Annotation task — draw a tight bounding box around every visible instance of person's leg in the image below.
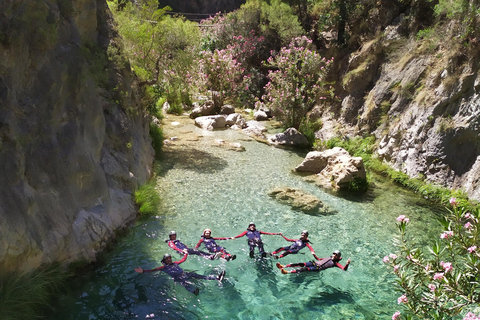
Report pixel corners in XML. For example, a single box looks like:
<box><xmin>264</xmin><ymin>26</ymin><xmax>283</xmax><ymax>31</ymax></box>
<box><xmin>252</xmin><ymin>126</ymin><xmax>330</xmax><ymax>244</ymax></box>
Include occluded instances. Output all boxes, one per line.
<box><xmin>188</xmin><ymin>248</ymin><xmax>216</xmax><ymax>260</ymax></box>
<box><xmin>271</xmin><ymin>247</ymin><xmax>287</xmax><ymax>255</ymax></box>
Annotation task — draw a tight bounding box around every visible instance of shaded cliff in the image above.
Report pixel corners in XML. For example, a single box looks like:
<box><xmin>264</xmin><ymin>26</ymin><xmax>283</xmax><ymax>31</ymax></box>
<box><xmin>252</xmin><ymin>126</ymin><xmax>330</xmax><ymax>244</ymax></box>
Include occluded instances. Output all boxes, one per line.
<box><xmin>0</xmin><ymin>0</ymin><xmax>154</xmax><ymax>273</ymax></box>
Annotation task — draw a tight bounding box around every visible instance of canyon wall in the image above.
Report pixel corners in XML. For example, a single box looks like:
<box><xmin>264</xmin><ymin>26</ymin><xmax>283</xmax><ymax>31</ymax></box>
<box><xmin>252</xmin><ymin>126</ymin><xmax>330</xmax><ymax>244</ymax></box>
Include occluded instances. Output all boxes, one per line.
<box><xmin>0</xmin><ymin>0</ymin><xmax>154</xmax><ymax>273</ymax></box>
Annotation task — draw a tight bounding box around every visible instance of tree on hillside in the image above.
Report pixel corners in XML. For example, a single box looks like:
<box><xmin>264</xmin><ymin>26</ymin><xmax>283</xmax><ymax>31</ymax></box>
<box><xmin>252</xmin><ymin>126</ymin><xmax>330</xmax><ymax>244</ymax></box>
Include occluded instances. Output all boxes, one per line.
<box><xmin>261</xmin><ymin>36</ymin><xmax>333</xmax><ymax>129</ymax></box>
<box><xmin>107</xmin><ymin>0</ymin><xmax>201</xmax><ymax>113</ymax></box>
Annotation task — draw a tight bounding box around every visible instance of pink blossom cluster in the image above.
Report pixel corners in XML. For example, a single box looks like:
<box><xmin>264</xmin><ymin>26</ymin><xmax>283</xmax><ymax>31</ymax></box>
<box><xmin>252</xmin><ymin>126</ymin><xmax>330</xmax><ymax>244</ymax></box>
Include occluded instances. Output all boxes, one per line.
<box><xmin>392</xmin><ymin>311</ymin><xmax>401</xmax><ymax>320</ymax></box>
<box><xmin>396</xmin><ymin>215</ymin><xmax>409</xmax><ymax>223</ymax></box>
<box><xmin>440</xmin><ymin>261</ymin><xmax>453</xmax><ymax>272</ymax></box>
<box><xmin>440</xmin><ymin>231</ymin><xmax>454</xmax><ymax>239</ymax></box>
<box><xmin>397</xmin><ymin>294</ymin><xmax>408</xmax><ymax>304</ymax></box>
<box><xmin>463</xmin><ymin>312</ymin><xmax>480</xmax><ymax>320</ymax></box>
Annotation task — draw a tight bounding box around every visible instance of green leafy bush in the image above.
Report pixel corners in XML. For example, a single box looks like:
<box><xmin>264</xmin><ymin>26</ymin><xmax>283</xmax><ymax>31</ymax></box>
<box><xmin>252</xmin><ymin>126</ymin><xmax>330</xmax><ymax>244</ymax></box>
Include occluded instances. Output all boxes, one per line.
<box><xmin>134</xmin><ymin>180</ymin><xmax>161</xmax><ymax>216</ymax></box>
<box><xmin>0</xmin><ymin>266</ymin><xmax>66</xmax><ymax>320</ymax></box>
<box><xmin>384</xmin><ymin>199</ymin><xmax>480</xmax><ymax>319</ymax></box>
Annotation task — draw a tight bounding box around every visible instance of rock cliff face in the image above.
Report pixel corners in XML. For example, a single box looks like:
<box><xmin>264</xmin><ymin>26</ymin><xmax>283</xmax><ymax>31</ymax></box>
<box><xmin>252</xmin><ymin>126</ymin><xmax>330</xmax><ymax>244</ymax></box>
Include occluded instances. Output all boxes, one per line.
<box><xmin>316</xmin><ymin>15</ymin><xmax>480</xmax><ymax>201</ymax></box>
<box><xmin>0</xmin><ymin>0</ymin><xmax>154</xmax><ymax>273</ymax></box>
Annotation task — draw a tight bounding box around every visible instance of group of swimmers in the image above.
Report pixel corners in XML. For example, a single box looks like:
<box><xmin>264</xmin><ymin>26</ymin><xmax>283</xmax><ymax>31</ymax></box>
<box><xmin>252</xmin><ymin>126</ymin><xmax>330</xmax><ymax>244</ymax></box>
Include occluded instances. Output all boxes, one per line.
<box><xmin>135</xmin><ymin>222</ymin><xmax>351</xmax><ymax>295</ymax></box>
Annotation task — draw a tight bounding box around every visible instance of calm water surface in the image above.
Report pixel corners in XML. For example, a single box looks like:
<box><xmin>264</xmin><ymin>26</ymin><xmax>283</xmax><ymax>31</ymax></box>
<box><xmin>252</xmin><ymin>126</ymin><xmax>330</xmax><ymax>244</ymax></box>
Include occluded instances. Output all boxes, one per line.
<box><xmin>51</xmin><ymin>115</ymin><xmax>444</xmax><ymax>320</ymax></box>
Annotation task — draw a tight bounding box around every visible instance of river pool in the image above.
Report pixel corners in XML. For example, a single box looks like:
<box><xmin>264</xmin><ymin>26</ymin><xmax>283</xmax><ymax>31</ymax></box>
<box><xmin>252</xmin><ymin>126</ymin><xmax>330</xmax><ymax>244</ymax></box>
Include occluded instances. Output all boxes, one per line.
<box><xmin>50</xmin><ymin>114</ymin><xmax>445</xmax><ymax>319</ymax></box>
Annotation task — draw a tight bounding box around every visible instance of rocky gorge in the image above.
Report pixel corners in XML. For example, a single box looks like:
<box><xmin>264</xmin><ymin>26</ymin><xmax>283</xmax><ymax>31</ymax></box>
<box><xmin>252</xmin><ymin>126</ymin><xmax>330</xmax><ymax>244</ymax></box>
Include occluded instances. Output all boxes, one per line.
<box><xmin>0</xmin><ymin>0</ymin><xmax>479</xmax><ymax>277</ymax></box>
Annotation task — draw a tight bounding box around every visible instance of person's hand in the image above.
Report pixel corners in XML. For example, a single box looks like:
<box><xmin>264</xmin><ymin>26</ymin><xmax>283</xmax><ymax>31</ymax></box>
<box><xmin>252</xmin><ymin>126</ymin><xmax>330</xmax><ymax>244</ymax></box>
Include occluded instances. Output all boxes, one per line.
<box><xmin>346</xmin><ymin>258</ymin><xmax>351</xmax><ymax>265</ymax></box>
<box><xmin>229</xmin><ymin>237</ymin><xmax>234</xmax><ymax>240</ymax></box>
<box><xmin>277</xmin><ymin>233</ymin><xmax>282</xmax><ymax>235</ymax></box>
<box><xmin>134</xmin><ymin>266</ymin><xmax>144</xmax><ymax>273</ymax></box>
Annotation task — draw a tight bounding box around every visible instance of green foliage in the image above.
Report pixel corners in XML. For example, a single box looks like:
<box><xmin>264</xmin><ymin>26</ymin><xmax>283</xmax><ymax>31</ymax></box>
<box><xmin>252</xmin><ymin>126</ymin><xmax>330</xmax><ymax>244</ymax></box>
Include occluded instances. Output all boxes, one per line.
<box><xmin>324</xmin><ymin>135</ymin><xmax>376</xmax><ymax>165</ymax></box>
<box><xmin>368</xmin><ymin>157</ymin><xmax>471</xmax><ymax>207</ymax></box>
<box><xmin>416</xmin><ymin>27</ymin><xmax>434</xmax><ymax>40</ymax></box>
<box><xmin>134</xmin><ymin>180</ymin><xmax>161</xmax><ymax>216</ymax></box>
<box><xmin>346</xmin><ymin>176</ymin><xmax>369</xmax><ymax>191</ymax></box>
<box><xmin>198</xmin><ymin>0</ymin><xmax>305</xmax><ymax>105</ymax></box>
<box><xmin>149</xmin><ymin>123</ymin><xmax>164</xmax><ymax>159</ymax></box>
<box><xmin>0</xmin><ymin>265</ymin><xmax>67</xmax><ymax>320</ymax></box>
<box><xmin>299</xmin><ymin>118</ymin><xmax>322</xmax><ymax>144</ymax></box>
<box><xmin>384</xmin><ymin>200</ymin><xmax>480</xmax><ymax>319</ymax></box>
<box><xmin>262</xmin><ymin>36</ymin><xmax>333</xmax><ymax>129</ymax></box>
<box><xmin>107</xmin><ymin>0</ymin><xmax>201</xmax><ymax>109</ymax></box>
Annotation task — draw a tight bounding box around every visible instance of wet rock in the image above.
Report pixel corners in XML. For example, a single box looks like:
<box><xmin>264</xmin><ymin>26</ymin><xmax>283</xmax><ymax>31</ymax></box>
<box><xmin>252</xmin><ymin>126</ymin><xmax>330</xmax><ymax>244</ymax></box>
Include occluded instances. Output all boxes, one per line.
<box><xmin>268</xmin><ymin>187</ymin><xmax>331</xmax><ymax>214</ymax></box>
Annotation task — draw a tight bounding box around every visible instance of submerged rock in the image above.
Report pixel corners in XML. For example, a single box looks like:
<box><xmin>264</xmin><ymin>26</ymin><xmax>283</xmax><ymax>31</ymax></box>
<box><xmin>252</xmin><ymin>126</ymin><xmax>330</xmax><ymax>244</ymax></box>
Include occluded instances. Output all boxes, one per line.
<box><xmin>267</xmin><ymin>187</ymin><xmax>331</xmax><ymax>214</ymax></box>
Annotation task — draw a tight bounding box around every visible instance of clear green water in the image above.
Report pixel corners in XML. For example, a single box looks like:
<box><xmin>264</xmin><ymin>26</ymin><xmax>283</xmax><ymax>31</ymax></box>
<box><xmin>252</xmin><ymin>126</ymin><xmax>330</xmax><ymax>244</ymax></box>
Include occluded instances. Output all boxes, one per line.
<box><xmin>50</xmin><ymin>116</ymin><xmax>445</xmax><ymax>320</ymax></box>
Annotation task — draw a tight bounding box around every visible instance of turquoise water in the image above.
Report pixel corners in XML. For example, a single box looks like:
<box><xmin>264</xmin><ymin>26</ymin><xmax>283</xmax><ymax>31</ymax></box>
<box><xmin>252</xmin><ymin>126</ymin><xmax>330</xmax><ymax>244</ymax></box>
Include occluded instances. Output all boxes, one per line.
<box><xmin>50</xmin><ymin>116</ymin><xmax>445</xmax><ymax>319</ymax></box>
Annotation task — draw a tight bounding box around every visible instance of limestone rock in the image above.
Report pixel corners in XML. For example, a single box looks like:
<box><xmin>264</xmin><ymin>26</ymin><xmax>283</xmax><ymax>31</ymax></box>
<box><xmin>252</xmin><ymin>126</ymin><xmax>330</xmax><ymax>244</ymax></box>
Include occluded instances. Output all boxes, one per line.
<box><xmin>195</xmin><ymin>115</ymin><xmax>227</xmax><ymax>130</ymax></box>
<box><xmin>243</xmin><ymin>120</ymin><xmax>267</xmax><ymax>139</ymax></box>
<box><xmin>190</xmin><ymin>100</ymin><xmax>218</xmax><ymax>118</ymax></box>
<box><xmin>296</xmin><ymin>148</ymin><xmax>366</xmax><ymax>191</ymax></box>
<box><xmin>268</xmin><ymin>128</ymin><xmax>310</xmax><ymax>148</ymax></box>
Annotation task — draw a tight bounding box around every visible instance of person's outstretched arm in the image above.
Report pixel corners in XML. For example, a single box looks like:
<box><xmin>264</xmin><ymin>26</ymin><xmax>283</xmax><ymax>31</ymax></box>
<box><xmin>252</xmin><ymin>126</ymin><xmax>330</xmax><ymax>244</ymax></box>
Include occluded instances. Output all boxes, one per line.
<box><xmin>135</xmin><ymin>265</ymin><xmax>164</xmax><ymax>273</ymax></box>
<box><xmin>281</xmin><ymin>235</ymin><xmax>294</xmax><ymax>242</ymax></box>
<box><xmin>194</xmin><ymin>238</ymin><xmax>204</xmax><ymax>249</ymax></box>
<box><xmin>174</xmin><ymin>254</ymin><xmax>188</xmax><ymax>265</ymax></box>
<box><xmin>306</xmin><ymin>243</ymin><xmax>316</xmax><ymax>256</ymax></box>
<box><xmin>335</xmin><ymin>258</ymin><xmax>351</xmax><ymax>271</ymax></box>
<box><xmin>168</xmin><ymin>241</ymin><xmax>186</xmax><ymax>254</ymax></box>
<box><xmin>260</xmin><ymin>231</ymin><xmax>282</xmax><ymax>236</ymax></box>
<box><xmin>230</xmin><ymin>231</ymin><xmax>247</xmax><ymax>239</ymax></box>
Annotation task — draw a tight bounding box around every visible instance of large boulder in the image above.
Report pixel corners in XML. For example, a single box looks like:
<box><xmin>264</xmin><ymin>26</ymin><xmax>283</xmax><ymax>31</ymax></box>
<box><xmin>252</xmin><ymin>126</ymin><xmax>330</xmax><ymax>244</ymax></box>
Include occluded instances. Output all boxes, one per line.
<box><xmin>268</xmin><ymin>128</ymin><xmax>310</xmax><ymax>148</ymax></box>
<box><xmin>243</xmin><ymin>120</ymin><xmax>267</xmax><ymax>139</ymax></box>
<box><xmin>296</xmin><ymin>147</ymin><xmax>366</xmax><ymax>190</ymax></box>
<box><xmin>194</xmin><ymin>115</ymin><xmax>227</xmax><ymax>130</ymax></box>
<box><xmin>267</xmin><ymin>187</ymin><xmax>331</xmax><ymax>214</ymax></box>
<box><xmin>190</xmin><ymin>100</ymin><xmax>218</xmax><ymax>118</ymax></box>
<box><xmin>225</xmin><ymin>113</ymin><xmax>246</xmax><ymax>129</ymax></box>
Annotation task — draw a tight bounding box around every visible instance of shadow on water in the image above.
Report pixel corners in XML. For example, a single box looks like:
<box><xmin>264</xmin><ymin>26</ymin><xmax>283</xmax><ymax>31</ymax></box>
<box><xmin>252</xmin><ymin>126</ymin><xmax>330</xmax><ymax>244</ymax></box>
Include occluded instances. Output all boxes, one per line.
<box><xmin>158</xmin><ymin>147</ymin><xmax>228</xmax><ymax>175</ymax></box>
<box><xmin>253</xmin><ymin>257</ymin><xmax>281</xmax><ymax>296</ymax></box>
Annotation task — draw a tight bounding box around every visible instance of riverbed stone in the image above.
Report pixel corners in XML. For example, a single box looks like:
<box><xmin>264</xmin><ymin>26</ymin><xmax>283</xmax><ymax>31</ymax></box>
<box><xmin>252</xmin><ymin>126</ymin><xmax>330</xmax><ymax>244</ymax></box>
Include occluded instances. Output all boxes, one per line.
<box><xmin>267</xmin><ymin>187</ymin><xmax>331</xmax><ymax>214</ymax></box>
<box><xmin>195</xmin><ymin>115</ymin><xmax>227</xmax><ymax>130</ymax></box>
<box><xmin>267</xmin><ymin>128</ymin><xmax>310</xmax><ymax>148</ymax></box>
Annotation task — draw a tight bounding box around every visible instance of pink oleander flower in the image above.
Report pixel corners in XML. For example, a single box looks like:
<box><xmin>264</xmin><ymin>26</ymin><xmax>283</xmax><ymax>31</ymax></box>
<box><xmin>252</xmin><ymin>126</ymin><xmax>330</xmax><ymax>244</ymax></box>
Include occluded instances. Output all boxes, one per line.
<box><xmin>433</xmin><ymin>273</ymin><xmax>444</xmax><ymax>280</ymax></box>
<box><xmin>392</xmin><ymin>311</ymin><xmax>401</xmax><ymax>320</ymax></box>
<box><xmin>389</xmin><ymin>254</ymin><xmax>398</xmax><ymax>260</ymax></box>
<box><xmin>393</xmin><ymin>265</ymin><xmax>400</xmax><ymax>273</ymax></box>
<box><xmin>450</xmin><ymin>197</ymin><xmax>457</xmax><ymax>206</ymax></box>
<box><xmin>397</xmin><ymin>294</ymin><xmax>408</xmax><ymax>304</ymax></box>
<box><xmin>463</xmin><ymin>312</ymin><xmax>480</xmax><ymax>320</ymax></box>
<box><xmin>428</xmin><ymin>283</ymin><xmax>436</xmax><ymax>292</ymax></box>
<box><xmin>468</xmin><ymin>246</ymin><xmax>477</xmax><ymax>253</ymax></box>
<box><xmin>425</xmin><ymin>263</ymin><xmax>431</xmax><ymax>272</ymax></box>
<box><xmin>383</xmin><ymin>256</ymin><xmax>390</xmax><ymax>263</ymax></box>
<box><xmin>465</xmin><ymin>222</ymin><xmax>473</xmax><ymax>230</ymax></box>
<box><xmin>440</xmin><ymin>231</ymin><xmax>454</xmax><ymax>239</ymax></box>
<box><xmin>396</xmin><ymin>215</ymin><xmax>410</xmax><ymax>223</ymax></box>
<box><xmin>440</xmin><ymin>261</ymin><xmax>453</xmax><ymax>272</ymax></box>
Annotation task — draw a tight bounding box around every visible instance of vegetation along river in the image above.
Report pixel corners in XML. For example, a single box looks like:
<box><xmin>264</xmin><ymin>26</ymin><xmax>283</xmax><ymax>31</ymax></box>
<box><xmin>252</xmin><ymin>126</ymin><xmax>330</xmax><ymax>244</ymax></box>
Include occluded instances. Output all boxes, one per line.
<box><xmin>50</xmin><ymin>114</ymin><xmax>445</xmax><ymax>319</ymax></box>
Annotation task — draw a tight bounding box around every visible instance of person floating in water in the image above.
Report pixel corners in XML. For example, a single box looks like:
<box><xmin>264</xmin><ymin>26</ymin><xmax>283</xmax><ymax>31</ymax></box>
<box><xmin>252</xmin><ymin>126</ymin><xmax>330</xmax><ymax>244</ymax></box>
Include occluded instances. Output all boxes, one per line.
<box><xmin>134</xmin><ymin>253</ymin><xmax>225</xmax><ymax>295</ymax></box>
<box><xmin>276</xmin><ymin>250</ymin><xmax>351</xmax><ymax>274</ymax></box>
<box><xmin>270</xmin><ymin>230</ymin><xmax>315</xmax><ymax>259</ymax></box>
<box><xmin>195</xmin><ymin>229</ymin><xmax>236</xmax><ymax>261</ymax></box>
<box><xmin>166</xmin><ymin>230</ymin><xmax>221</xmax><ymax>260</ymax></box>
<box><xmin>230</xmin><ymin>222</ymin><xmax>282</xmax><ymax>258</ymax></box>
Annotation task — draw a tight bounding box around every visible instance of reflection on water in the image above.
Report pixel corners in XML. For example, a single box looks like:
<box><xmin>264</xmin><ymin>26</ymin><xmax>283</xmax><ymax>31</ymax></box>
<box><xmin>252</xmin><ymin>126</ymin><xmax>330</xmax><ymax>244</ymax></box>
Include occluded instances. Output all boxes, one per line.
<box><xmin>49</xmin><ymin>115</ymin><xmax>445</xmax><ymax>319</ymax></box>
